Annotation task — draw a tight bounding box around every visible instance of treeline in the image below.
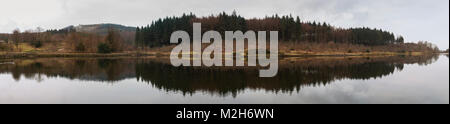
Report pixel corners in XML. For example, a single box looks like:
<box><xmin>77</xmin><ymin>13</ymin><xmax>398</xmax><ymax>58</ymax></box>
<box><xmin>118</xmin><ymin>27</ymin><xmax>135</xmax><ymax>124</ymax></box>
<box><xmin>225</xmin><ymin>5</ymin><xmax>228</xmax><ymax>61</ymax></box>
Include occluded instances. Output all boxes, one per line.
<box><xmin>0</xmin><ymin>27</ymin><xmax>77</xmax><ymax>51</ymax></box>
<box><xmin>1</xmin><ymin>27</ymin><xmax>128</xmax><ymax>53</ymax></box>
<box><xmin>135</xmin><ymin>13</ymin><xmax>196</xmax><ymax>47</ymax></box>
<box><xmin>135</xmin><ymin>12</ymin><xmax>405</xmax><ymax>48</ymax></box>
<box><xmin>10</xmin><ymin>28</ymin><xmax>52</xmax><ymax>49</ymax></box>
<box><xmin>58</xmin><ymin>28</ymin><xmax>127</xmax><ymax>53</ymax></box>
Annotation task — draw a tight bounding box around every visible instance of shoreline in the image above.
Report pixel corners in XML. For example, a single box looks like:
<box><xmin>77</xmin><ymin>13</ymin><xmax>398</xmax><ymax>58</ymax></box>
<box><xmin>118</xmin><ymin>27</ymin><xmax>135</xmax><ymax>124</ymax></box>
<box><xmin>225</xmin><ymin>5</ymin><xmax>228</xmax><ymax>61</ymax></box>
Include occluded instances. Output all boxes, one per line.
<box><xmin>0</xmin><ymin>52</ymin><xmax>160</xmax><ymax>59</ymax></box>
<box><xmin>0</xmin><ymin>51</ymin><xmax>441</xmax><ymax>59</ymax></box>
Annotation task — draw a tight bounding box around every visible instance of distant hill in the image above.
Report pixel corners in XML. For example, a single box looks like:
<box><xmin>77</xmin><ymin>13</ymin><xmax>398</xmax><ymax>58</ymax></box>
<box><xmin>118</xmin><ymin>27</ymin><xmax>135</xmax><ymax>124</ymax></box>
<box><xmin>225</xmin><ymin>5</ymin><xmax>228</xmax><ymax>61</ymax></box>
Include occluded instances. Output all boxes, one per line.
<box><xmin>62</xmin><ymin>23</ymin><xmax>136</xmax><ymax>45</ymax></box>
<box><xmin>63</xmin><ymin>23</ymin><xmax>136</xmax><ymax>35</ymax></box>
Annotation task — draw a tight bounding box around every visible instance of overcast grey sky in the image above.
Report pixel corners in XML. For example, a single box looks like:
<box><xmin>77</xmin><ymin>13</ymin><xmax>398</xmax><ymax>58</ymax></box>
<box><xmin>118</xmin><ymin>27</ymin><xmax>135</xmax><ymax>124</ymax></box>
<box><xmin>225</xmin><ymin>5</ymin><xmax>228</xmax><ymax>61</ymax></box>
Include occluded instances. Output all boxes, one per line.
<box><xmin>1</xmin><ymin>0</ymin><xmax>448</xmax><ymax>49</ymax></box>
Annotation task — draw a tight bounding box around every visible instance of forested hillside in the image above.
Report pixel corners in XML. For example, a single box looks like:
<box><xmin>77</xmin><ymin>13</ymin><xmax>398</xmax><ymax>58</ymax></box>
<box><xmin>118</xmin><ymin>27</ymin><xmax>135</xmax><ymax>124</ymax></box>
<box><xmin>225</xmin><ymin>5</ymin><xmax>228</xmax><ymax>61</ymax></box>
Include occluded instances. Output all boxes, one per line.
<box><xmin>135</xmin><ymin>12</ymin><xmax>404</xmax><ymax>47</ymax></box>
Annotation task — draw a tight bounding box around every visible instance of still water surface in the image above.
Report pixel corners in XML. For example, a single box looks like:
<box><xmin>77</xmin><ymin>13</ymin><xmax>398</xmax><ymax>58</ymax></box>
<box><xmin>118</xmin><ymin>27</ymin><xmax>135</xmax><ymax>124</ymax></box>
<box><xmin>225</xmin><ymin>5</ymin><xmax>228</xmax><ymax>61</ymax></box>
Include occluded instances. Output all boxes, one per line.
<box><xmin>0</xmin><ymin>55</ymin><xmax>448</xmax><ymax>104</ymax></box>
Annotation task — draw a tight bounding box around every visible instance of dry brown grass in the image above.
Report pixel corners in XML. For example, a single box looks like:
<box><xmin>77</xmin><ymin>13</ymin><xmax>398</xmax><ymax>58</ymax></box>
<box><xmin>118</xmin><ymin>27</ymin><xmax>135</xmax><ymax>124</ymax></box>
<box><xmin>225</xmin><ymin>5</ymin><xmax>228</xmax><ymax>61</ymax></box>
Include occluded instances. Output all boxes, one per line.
<box><xmin>278</xmin><ymin>42</ymin><xmax>437</xmax><ymax>56</ymax></box>
<box><xmin>1</xmin><ymin>41</ymin><xmax>439</xmax><ymax>59</ymax></box>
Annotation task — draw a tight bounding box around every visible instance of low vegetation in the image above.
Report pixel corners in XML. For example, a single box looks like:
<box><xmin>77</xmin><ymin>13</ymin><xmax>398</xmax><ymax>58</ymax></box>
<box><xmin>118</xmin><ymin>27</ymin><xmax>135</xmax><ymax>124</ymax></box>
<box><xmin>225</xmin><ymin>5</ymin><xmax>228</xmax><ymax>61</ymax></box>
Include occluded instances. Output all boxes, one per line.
<box><xmin>97</xmin><ymin>43</ymin><xmax>112</xmax><ymax>53</ymax></box>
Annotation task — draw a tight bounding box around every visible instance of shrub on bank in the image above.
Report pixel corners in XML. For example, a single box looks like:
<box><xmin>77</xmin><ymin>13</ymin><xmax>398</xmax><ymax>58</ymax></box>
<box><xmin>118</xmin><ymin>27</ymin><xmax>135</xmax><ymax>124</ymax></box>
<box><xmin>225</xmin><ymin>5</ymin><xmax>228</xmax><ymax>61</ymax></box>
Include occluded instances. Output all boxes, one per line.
<box><xmin>0</xmin><ymin>43</ymin><xmax>13</xmax><ymax>51</ymax></box>
<box><xmin>31</xmin><ymin>41</ymin><xmax>43</xmax><ymax>48</ymax></box>
<box><xmin>97</xmin><ymin>43</ymin><xmax>112</xmax><ymax>53</ymax></box>
<box><xmin>75</xmin><ymin>42</ymin><xmax>86</xmax><ymax>52</ymax></box>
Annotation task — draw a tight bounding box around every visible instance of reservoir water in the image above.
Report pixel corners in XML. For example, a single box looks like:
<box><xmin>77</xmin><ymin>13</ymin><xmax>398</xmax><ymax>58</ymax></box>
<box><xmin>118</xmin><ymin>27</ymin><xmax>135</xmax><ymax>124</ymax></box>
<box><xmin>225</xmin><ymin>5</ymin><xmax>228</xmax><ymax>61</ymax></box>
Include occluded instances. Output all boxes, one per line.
<box><xmin>0</xmin><ymin>54</ymin><xmax>448</xmax><ymax>104</ymax></box>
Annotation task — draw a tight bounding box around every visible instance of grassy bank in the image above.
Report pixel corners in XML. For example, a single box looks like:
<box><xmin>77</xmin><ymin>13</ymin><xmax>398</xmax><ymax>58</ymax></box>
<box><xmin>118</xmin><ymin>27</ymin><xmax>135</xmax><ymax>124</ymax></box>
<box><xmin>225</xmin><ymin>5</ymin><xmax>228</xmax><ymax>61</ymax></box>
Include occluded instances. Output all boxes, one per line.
<box><xmin>279</xmin><ymin>51</ymin><xmax>430</xmax><ymax>57</ymax></box>
<box><xmin>1</xmin><ymin>40</ymin><xmax>441</xmax><ymax>59</ymax></box>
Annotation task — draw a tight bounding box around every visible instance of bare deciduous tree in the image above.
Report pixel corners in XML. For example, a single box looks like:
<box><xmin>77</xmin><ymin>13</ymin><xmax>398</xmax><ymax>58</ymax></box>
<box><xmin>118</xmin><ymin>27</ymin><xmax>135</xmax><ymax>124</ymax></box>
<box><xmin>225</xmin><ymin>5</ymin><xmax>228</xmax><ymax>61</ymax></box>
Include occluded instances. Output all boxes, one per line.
<box><xmin>12</xmin><ymin>29</ymin><xmax>21</xmax><ymax>51</ymax></box>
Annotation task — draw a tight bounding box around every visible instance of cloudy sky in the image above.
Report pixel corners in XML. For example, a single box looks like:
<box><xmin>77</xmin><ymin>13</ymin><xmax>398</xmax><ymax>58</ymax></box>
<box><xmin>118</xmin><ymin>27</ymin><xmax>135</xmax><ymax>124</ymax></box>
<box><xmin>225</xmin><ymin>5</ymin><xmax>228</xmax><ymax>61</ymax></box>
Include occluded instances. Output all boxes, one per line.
<box><xmin>1</xmin><ymin>0</ymin><xmax>448</xmax><ymax>49</ymax></box>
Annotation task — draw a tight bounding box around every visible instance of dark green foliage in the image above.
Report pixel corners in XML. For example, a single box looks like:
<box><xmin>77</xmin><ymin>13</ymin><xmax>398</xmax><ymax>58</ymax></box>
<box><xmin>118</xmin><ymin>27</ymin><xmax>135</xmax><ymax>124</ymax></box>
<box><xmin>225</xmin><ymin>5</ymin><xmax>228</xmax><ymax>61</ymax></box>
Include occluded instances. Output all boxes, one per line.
<box><xmin>398</xmin><ymin>50</ymin><xmax>407</xmax><ymax>53</ymax></box>
<box><xmin>31</xmin><ymin>40</ymin><xmax>43</xmax><ymax>48</ymax></box>
<box><xmin>75</xmin><ymin>42</ymin><xmax>86</xmax><ymax>52</ymax></box>
<box><xmin>97</xmin><ymin>43</ymin><xmax>112</xmax><ymax>53</ymax></box>
<box><xmin>0</xmin><ymin>43</ymin><xmax>12</xmax><ymax>51</ymax></box>
<box><xmin>396</xmin><ymin>36</ymin><xmax>405</xmax><ymax>44</ymax></box>
<box><xmin>214</xmin><ymin>11</ymin><xmax>248</xmax><ymax>34</ymax></box>
<box><xmin>135</xmin><ymin>13</ymin><xmax>196</xmax><ymax>48</ymax></box>
<box><xmin>350</xmin><ymin>28</ymin><xmax>395</xmax><ymax>45</ymax></box>
<box><xmin>46</xmin><ymin>26</ymin><xmax>76</xmax><ymax>34</ymax></box>
<box><xmin>135</xmin><ymin>12</ymin><xmax>404</xmax><ymax>48</ymax></box>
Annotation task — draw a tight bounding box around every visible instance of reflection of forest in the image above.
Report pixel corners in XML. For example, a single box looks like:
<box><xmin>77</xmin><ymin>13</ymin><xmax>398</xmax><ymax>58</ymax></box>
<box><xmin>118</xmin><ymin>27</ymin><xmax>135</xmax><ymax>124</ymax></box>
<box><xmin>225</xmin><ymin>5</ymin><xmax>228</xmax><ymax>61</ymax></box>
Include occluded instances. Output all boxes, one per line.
<box><xmin>0</xmin><ymin>58</ymin><xmax>138</xmax><ymax>82</ymax></box>
<box><xmin>0</xmin><ymin>55</ymin><xmax>439</xmax><ymax>97</ymax></box>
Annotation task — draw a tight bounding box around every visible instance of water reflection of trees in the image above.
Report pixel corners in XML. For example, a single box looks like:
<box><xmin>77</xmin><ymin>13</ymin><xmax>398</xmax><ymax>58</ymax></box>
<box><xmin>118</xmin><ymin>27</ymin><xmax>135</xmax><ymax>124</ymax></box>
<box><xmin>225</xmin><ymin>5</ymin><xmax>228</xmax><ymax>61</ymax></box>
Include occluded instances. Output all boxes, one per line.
<box><xmin>0</xmin><ymin>55</ymin><xmax>440</xmax><ymax>97</ymax></box>
<box><xmin>135</xmin><ymin>59</ymin><xmax>408</xmax><ymax>97</ymax></box>
<box><xmin>0</xmin><ymin>58</ymin><xmax>137</xmax><ymax>82</ymax></box>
